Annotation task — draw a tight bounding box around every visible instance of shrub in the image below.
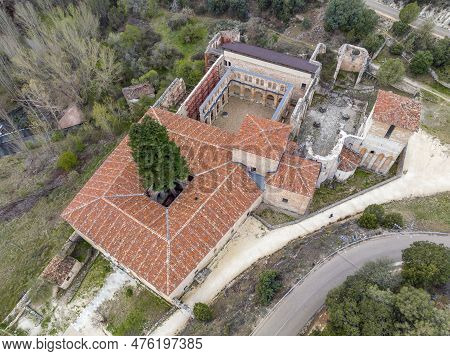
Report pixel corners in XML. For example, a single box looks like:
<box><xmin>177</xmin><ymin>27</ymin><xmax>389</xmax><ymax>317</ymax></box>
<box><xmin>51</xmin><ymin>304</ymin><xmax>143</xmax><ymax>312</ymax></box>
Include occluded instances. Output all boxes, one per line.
<box><xmin>193</xmin><ymin>302</ymin><xmax>213</xmax><ymax>322</ymax></box>
<box><xmin>125</xmin><ymin>287</ymin><xmax>133</xmax><ymax>297</ymax></box>
<box><xmin>389</xmin><ymin>43</ymin><xmax>404</xmax><ymax>55</ymax></box>
<box><xmin>51</xmin><ymin>130</ymin><xmax>64</xmax><ymax>142</ymax></box>
<box><xmin>256</xmin><ymin>270</ymin><xmax>282</xmax><ymax>305</ymax></box>
<box><xmin>179</xmin><ymin>23</ymin><xmax>207</xmax><ymax>44</ymax></box>
<box><xmin>168</xmin><ymin>13</ymin><xmax>189</xmax><ymax>31</ymax></box>
<box><xmin>57</xmin><ymin>151</ymin><xmax>78</xmax><ymax>172</ymax></box>
<box><xmin>174</xmin><ymin>59</ymin><xmax>204</xmax><ymax>87</ymax></box>
<box><xmin>399</xmin><ymin>2</ymin><xmax>420</xmax><ymax>25</ymax></box>
<box><xmin>402</xmin><ymin>241</ymin><xmax>450</xmax><ymax>289</ymax></box>
<box><xmin>364</xmin><ymin>204</ymin><xmax>385</xmax><ymax>222</ymax></box>
<box><xmin>410</xmin><ymin>50</ymin><xmax>433</xmax><ymax>75</ymax></box>
<box><xmin>362</xmin><ymin>33</ymin><xmax>384</xmax><ymax>54</ymax></box>
<box><xmin>302</xmin><ymin>18</ymin><xmax>312</xmax><ymax>30</ymax></box>
<box><xmin>66</xmin><ymin>133</ymin><xmax>86</xmax><ymax>153</ymax></box>
<box><xmin>377</xmin><ymin>58</ymin><xmax>405</xmax><ymax>86</ymax></box>
<box><xmin>392</xmin><ymin>21</ymin><xmax>410</xmax><ymax>37</ymax></box>
<box><xmin>381</xmin><ymin>213</ymin><xmax>404</xmax><ymax>229</ymax></box>
<box><xmin>229</xmin><ymin>0</ymin><xmax>249</xmax><ymax>21</ymax></box>
<box><xmin>358</xmin><ymin>212</ymin><xmax>379</xmax><ymax>229</ymax></box>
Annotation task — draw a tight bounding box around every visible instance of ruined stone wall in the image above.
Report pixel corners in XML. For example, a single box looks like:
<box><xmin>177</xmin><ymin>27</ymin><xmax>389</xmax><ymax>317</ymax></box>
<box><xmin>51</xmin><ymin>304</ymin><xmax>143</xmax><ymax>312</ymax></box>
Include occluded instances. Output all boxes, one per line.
<box><xmin>333</xmin><ymin>44</ymin><xmax>369</xmax><ymax>87</ymax></box>
<box><xmin>263</xmin><ymin>186</ymin><xmax>311</xmax><ymax>214</ymax></box>
<box><xmin>153</xmin><ymin>78</ymin><xmax>186</xmax><ymax>110</ymax></box>
<box><xmin>205</xmin><ymin>30</ymin><xmax>240</xmax><ymax>70</ymax></box>
<box><xmin>177</xmin><ymin>56</ymin><xmax>224</xmax><ymax>119</ymax></box>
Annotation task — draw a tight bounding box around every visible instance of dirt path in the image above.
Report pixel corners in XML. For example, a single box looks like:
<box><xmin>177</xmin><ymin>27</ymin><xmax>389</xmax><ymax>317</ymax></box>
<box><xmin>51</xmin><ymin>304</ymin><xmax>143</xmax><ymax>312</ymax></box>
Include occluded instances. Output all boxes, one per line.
<box><xmin>152</xmin><ymin>130</ymin><xmax>450</xmax><ymax>335</ymax></box>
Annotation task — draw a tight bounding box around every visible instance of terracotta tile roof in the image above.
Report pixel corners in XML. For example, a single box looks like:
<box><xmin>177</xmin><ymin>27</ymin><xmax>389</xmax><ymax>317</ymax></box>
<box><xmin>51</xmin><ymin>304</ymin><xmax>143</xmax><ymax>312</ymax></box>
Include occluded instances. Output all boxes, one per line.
<box><xmin>337</xmin><ymin>147</ymin><xmax>362</xmax><ymax>172</ymax></box>
<box><xmin>232</xmin><ymin>115</ymin><xmax>292</xmax><ymax>162</ymax></box>
<box><xmin>62</xmin><ymin>108</ymin><xmax>261</xmax><ymax>297</ymax></box>
<box><xmin>373</xmin><ymin>90</ymin><xmax>421</xmax><ymax>132</ymax></box>
<box><xmin>266</xmin><ymin>153</ymin><xmax>320</xmax><ymax>197</ymax></box>
<box><xmin>41</xmin><ymin>255</ymin><xmax>78</xmax><ymax>287</ymax></box>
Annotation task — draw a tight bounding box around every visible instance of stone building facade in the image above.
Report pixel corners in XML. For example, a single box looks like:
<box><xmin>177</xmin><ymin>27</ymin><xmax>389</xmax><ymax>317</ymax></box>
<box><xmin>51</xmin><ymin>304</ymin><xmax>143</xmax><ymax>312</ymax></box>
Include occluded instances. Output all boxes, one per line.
<box><xmin>359</xmin><ymin>90</ymin><xmax>421</xmax><ymax>174</ymax></box>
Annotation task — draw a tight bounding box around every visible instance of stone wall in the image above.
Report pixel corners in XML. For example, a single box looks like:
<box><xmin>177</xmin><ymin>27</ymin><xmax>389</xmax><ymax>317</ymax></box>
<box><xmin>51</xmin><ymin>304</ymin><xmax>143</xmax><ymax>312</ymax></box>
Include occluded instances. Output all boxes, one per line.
<box><xmin>232</xmin><ymin>149</ymin><xmax>279</xmax><ymax>176</ymax></box>
<box><xmin>153</xmin><ymin>78</ymin><xmax>186</xmax><ymax>110</ymax></box>
<box><xmin>333</xmin><ymin>44</ymin><xmax>370</xmax><ymax>87</ymax></box>
<box><xmin>223</xmin><ymin>50</ymin><xmax>315</xmax><ymax>100</ymax></box>
<box><xmin>177</xmin><ymin>56</ymin><xmax>225</xmax><ymax>119</ymax></box>
<box><xmin>263</xmin><ymin>185</ymin><xmax>311</xmax><ymax>214</ymax></box>
<box><xmin>204</xmin><ymin>30</ymin><xmax>240</xmax><ymax>70</ymax></box>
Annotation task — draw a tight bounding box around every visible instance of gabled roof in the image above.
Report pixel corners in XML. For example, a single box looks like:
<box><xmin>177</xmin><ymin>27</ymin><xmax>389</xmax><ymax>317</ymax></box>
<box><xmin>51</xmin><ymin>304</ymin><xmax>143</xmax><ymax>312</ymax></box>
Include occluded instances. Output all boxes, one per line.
<box><xmin>373</xmin><ymin>90</ymin><xmax>421</xmax><ymax>132</ymax></box>
<box><xmin>232</xmin><ymin>115</ymin><xmax>292</xmax><ymax>162</ymax></box>
<box><xmin>266</xmin><ymin>153</ymin><xmax>320</xmax><ymax>197</ymax></box>
<box><xmin>222</xmin><ymin>42</ymin><xmax>319</xmax><ymax>74</ymax></box>
<box><xmin>337</xmin><ymin>147</ymin><xmax>362</xmax><ymax>172</ymax></box>
<box><xmin>62</xmin><ymin>108</ymin><xmax>261</xmax><ymax>296</ymax></box>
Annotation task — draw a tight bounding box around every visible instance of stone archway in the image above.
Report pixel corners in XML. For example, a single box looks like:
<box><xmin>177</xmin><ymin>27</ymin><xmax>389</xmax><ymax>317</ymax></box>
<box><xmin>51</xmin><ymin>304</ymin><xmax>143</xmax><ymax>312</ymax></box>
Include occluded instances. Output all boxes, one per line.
<box><xmin>243</xmin><ymin>87</ymin><xmax>252</xmax><ymax>100</ymax></box>
<box><xmin>266</xmin><ymin>94</ymin><xmax>275</xmax><ymax>108</ymax></box>
<box><xmin>254</xmin><ymin>90</ymin><xmax>263</xmax><ymax>104</ymax></box>
<box><xmin>380</xmin><ymin>156</ymin><xmax>393</xmax><ymax>174</ymax></box>
<box><xmin>371</xmin><ymin>153</ymin><xmax>385</xmax><ymax>171</ymax></box>
<box><xmin>230</xmin><ymin>84</ymin><xmax>240</xmax><ymax>96</ymax></box>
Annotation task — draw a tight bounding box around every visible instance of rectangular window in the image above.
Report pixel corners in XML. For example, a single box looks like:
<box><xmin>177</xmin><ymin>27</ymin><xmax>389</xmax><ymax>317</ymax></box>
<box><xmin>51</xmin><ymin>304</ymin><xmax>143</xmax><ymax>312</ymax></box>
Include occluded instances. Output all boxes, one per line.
<box><xmin>282</xmin><ymin>198</ymin><xmax>288</xmax><ymax>203</ymax></box>
<box><xmin>301</xmin><ymin>83</ymin><xmax>306</xmax><ymax>89</ymax></box>
<box><xmin>250</xmin><ymin>167</ymin><xmax>256</xmax><ymax>172</ymax></box>
<box><xmin>385</xmin><ymin>125</ymin><xmax>395</xmax><ymax>138</ymax></box>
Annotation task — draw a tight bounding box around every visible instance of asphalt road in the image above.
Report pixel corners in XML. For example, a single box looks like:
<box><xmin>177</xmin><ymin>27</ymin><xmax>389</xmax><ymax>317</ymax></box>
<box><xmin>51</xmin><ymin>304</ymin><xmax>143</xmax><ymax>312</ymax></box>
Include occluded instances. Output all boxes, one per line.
<box><xmin>252</xmin><ymin>232</ymin><xmax>450</xmax><ymax>336</ymax></box>
<box><xmin>363</xmin><ymin>0</ymin><xmax>450</xmax><ymax>38</ymax></box>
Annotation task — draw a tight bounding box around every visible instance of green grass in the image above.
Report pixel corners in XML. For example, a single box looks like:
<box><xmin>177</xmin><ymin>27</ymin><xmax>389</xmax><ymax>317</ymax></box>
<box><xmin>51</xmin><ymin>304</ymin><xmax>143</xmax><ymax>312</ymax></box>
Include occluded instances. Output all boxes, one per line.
<box><xmin>310</xmin><ymin>168</ymin><xmax>396</xmax><ymax>213</ymax></box>
<box><xmin>255</xmin><ymin>208</ymin><xmax>296</xmax><ymax>225</ymax></box>
<box><xmin>70</xmin><ymin>240</ymin><xmax>92</xmax><ymax>263</ymax></box>
<box><xmin>0</xmin><ymin>137</ymin><xmax>118</xmax><ymax>320</ymax></box>
<box><xmin>420</xmin><ymin>90</ymin><xmax>450</xmax><ymax>144</ymax></box>
<box><xmin>73</xmin><ymin>256</ymin><xmax>112</xmax><ymax>301</ymax></box>
<box><xmin>103</xmin><ymin>285</ymin><xmax>171</xmax><ymax>336</ymax></box>
<box><xmin>151</xmin><ymin>11</ymin><xmax>210</xmax><ymax>60</ymax></box>
<box><xmin>384</xmin><ymin>192</ymin><xmax>450</xmax><ymax>232</ymax></box>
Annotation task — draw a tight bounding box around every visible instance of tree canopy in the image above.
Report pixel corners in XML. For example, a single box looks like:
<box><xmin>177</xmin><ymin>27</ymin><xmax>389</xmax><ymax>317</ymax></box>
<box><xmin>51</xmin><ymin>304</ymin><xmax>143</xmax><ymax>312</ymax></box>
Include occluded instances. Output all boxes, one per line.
<box><xmin>377</xmin><ymin>58</ymin><xmax>406</xmax><ymax>86</ymax></box>
<box><xmin>409</xmin><ymin>50</ymin><xmax>433</xmax><ymax>75</ymax></box>
<box><xmin>322</xmin><ymin>259</ymin><xmax>449</xmax><ymax>336</ymax></box>
<box><xmin>399</xmin><ymin>2</ymin><xmax>420</xmax><ymax>24</ymax></box>
<box><xmin>324</xmin><ymin>0</ymin><xmax>378</xmax><ymax>40</ymax></box>
<box><xmin>128</xmin><ymin>115</ymin><xmax>189</xmax><ymax>193</ymax></box>
<box><xmin>401</xmin><ymin>241</ymin><xmax>450</xmax><ymax>289</ymax></box>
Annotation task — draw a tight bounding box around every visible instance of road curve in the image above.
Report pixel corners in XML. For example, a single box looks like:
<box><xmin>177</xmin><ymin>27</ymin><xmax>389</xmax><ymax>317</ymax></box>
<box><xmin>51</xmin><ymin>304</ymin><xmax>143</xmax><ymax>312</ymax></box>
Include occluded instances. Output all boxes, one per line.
<box><xmin>252</xmin><ymin>232</ymin><xmax>450</xmax><ymax>336</ymax></box>
<box><xmin>363</xmin><ymin>0</ymin><xmax>450</xmax><ymax>39</ymax></box>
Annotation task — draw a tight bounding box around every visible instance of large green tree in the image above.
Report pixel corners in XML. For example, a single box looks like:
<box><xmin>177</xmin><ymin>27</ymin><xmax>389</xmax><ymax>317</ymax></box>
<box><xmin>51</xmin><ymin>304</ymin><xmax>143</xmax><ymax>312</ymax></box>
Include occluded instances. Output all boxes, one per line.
<box><xmin>324</xmin><ymin>0</ymin><xmax>378</xmax><ymax>40</ymax></box>
<box><xmin>377</xmin><ymin>59</ymin><xmax>406</xmax><ymax>86</ymax></box>
<box><xmin>399</xmin><ymin>2</ymin><xmax>420</xmax><ymax>24</ymax></box>
<box><xmin>401</xmin><ymin>241</ymin><xmax>450</xmax><ymax>289</ymax></box>
<box><xmin>409</xmin><ymin>50</ymin><xmax>433</xmax><ymax>75</ymax></box>
<box><xmin>128</xmin><ymin>115</ymin><xmax>189</xmax><ymax>193</ymax></box>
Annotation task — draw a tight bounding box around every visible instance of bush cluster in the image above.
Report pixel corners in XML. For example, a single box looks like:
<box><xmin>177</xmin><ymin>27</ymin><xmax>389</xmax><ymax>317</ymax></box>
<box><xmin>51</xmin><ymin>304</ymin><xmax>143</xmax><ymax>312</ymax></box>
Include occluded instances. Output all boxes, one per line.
<box><xmin>358</xmin><ymin>204</ymin><xmax>404</xmax><ymax>230</ymax></box>
<box><xmin>193</xmin><ymin>302</ymin><xmax>213</xmax><ymax>322</ymax></box>
<box><xmin>256</xmin><ymin>270</ymin><xmax>282</xmax><ymax>305</ymax></box>
<box><xmin>57</xmin><ymin>151</ymin><xmax>78</xmax><ymax>172</ymax></box>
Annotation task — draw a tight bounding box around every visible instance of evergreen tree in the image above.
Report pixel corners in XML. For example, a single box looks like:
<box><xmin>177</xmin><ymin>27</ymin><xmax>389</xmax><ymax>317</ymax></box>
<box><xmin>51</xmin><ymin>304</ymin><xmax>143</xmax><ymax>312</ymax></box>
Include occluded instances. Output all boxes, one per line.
<box><xmin>128</xmin><ymin>115</ymin><xmax>189</xmax><ymax>193</ymax></box>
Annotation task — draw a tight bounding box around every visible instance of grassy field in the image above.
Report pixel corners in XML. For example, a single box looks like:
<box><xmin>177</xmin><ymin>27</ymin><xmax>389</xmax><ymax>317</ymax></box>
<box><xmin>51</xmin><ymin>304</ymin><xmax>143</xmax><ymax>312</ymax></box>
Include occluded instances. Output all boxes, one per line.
<box><xmin>100</xmin><ymin>285</ymin><xmax>171</xmax><ymax>336</ymax></box>
<box><xmin>309</xmin><ymin>167</ymin><xmax>397</xmax><ymax>212</ymax></box>
<box><xmin>385</xmin><ymin>192</ymin><xmax>450</xmax><ymax>232</ymax></box>
<box><xmin>151</xmin><ymin>10</ymin><xmax>213</xmax><ymax>61</ymax></box>
<box><xmin>72</xmin><ymin>256</ymin><xmax>113</xmax><ymax>302</ymax></box>
<box><xmin>0</xmin><ymin>138</ymin><xmax>118</xmax><ymax>320</ymax></box>
<box><xmin>254</xmin><ymin>207</ymin><xmax>296</xmax><ymax>225</ymax></box>
<box><xmin>420</xmin><ymin>90</ymin><xmax>450</xmax><ymax>144</ymax></box>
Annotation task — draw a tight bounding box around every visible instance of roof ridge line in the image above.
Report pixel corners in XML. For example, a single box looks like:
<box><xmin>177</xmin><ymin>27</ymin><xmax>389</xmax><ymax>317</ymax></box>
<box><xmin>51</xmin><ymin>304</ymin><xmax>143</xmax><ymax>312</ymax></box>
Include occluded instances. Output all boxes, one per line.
<box><xmin>170</xmin><ymin>165</ymin><xmax>240</xmax><ymax>241</ymax></box>
<box><xmin>102</xmin><ymin>197</ymin><xmax>167</xmax><ymax>242</ymax></box>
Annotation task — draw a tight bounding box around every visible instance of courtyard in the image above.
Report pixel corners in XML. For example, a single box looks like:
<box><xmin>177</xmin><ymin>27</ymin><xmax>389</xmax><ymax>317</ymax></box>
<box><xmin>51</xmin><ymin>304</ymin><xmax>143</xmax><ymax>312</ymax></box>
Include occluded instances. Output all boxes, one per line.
<box><xmin>212</xmin><ymin>95</ymin><xmax>275</xmax><ymax>133</ymax></box>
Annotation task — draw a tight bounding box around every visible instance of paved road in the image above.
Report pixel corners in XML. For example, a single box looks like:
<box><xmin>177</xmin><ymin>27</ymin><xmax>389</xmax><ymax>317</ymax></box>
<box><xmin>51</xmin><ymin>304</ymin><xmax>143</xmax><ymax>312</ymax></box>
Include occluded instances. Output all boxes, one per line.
<box><xmin>252</xmin><ymin>232</ymin><xmax>450</xmax><ymax>336</ymax></box>
<box><xmin>364</xmin><ymin>0</ymin><xmax>450</xmax><ymax>38</ymax></box>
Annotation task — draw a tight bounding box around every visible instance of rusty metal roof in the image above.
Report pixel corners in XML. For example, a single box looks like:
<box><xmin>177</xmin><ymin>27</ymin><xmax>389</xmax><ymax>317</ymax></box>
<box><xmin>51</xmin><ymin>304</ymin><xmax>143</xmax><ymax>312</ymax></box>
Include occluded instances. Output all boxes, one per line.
<box><xmin>222</xmin><ymin>42</ymin><xmax>319</xmax><ymax>74</ymax></box>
